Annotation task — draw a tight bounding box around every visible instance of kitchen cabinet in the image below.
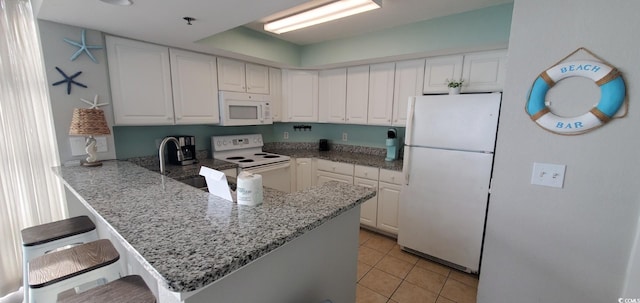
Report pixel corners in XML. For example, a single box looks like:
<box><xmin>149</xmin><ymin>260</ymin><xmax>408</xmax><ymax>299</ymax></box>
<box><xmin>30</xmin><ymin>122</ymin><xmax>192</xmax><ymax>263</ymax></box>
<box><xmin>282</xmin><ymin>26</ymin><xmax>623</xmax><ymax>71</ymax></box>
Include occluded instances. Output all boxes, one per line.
<box><xmin>315</xmin><ymin>159</ymin><xmax>354</xmax><ymax>186</ymax></box>
<box><xmin>367</xmin><ymin>63</ymin><xmax>395</xmax><ymax>125</ymax></box>
<box><xmin>354</xmin><ymin>165</ymin><xmax>379</xmax><ymax>227</ymax></box>
<box><xmin>423</xmin><ymin>55</ymin><xmax>464</xmax><ymax>94</ymax></box>
<box><xmin>422</xmin><ymin>50</ymin><xmax>507</xmax><ymax>94</ymax></box>
<box><xmin>318</xmin><ymin>68</ymin><xmax>347</xmax><ymax>123</ymax></box>
<box><xmin>217</xmin><ymin>58</ymin><xmax>269</xmax><ymax>94</ymax></box>
<box><xmin>377</xmin><ymin>169</ymin><xmax>403</xmax><ymax>235</ymax></box>
<box><xmin>282</xmin><ymin>70</ymin><xmax>319</xmax><ymax>122</ymax></box>
<box><xmin>461</xmin><ymin>49</ymin><xmax>507</xmax><ymax>93</ymax></box>
<box><xmin>393</xmin><ymin>59</ymin><xmax>425</xmax><ymax>126</ymax></box>
<box><xmin>106</xmin><ymin>36</ymin><xmax>221</xmax><ymax>126</ymax></box>
<box><xmin>169</xmin><ymin>49</ymin><xmax>219</xmax><ymax>124</ymax></box>
<box><xmin>345</xmin><ymin>65</ymin><xmax>369</xmax><ymax>124</ymax></box>
<box><xmin>295</xmin><ymin>158</ymin><xmax>314</xmax><ymax>191</ymax></box>
<box><xmin>269</xmin><ymin>67</ymin><xmax>282</xmax><ymax>122</ymax></box>
<box><xmin>106</xmin><ymin>36</ymin><xmax>174</xmax><ymax>125</ymax></box>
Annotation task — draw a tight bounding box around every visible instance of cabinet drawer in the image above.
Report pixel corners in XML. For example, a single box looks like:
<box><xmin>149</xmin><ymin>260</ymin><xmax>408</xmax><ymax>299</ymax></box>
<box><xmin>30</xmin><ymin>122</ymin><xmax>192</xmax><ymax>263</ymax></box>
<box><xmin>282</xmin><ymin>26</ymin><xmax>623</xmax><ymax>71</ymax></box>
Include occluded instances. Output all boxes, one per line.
<box><xmin>379</xmin><ymin>169</ymin><xmax>403</xmax><ymax>185</ymax></box>
<box><xmin>316</xmin><ymin>159</ymin><xmax>354</xmax><ymax>175</ymax></box>
<box><xmin>354</xmin><ymin>165</ymin><xmax>379</xmax><ymax>180</ymax></box>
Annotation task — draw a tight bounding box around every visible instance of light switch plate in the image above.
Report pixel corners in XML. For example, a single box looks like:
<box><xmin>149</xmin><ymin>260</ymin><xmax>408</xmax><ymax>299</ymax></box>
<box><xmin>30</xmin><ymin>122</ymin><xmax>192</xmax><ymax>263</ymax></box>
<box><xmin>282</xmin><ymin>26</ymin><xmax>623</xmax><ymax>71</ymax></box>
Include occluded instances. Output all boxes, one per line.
<box><xmin>531</xmin><ymin>162</ymin><xmax>566</xmax><ymax>188</ymax></box>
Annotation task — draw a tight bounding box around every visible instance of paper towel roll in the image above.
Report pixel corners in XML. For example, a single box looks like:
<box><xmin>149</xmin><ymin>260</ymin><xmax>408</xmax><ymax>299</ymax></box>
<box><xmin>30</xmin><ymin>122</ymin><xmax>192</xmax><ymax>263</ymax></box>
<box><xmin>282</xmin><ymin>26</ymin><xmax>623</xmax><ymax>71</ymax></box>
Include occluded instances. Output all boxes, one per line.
<box><xmin>236</xmin><ymin>171</ymin><xmax>263</xmax><ymax>206</ymax></box>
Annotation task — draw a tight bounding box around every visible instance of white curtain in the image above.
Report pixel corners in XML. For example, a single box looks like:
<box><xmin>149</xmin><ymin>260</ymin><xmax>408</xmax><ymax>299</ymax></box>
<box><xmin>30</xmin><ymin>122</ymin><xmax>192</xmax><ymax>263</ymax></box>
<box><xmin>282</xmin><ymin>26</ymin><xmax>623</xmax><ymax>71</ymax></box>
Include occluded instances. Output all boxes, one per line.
<box><xmin>0</xmin><ymin>0</ymin><xmax>67</xmax><ymax>296</ymax></box>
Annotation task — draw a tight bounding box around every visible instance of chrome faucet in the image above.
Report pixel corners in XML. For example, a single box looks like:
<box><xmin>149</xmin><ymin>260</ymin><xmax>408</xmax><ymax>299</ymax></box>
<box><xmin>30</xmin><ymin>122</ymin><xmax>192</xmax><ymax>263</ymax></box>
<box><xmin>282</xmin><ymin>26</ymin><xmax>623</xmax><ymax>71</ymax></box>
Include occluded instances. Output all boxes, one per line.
<box><xmin>158</xmin><ymin>136</ymin><xmax>184</xmax><ymax>175</ymax></box>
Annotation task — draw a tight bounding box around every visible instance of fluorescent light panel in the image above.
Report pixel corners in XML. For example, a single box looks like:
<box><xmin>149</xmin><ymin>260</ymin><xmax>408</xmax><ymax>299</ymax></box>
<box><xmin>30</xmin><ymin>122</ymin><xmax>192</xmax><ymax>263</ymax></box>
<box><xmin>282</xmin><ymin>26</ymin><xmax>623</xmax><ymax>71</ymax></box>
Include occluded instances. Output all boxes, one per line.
<box><xmin>264</xmin><ymin>0</ymin><xmax>382</xmax><ymax>34</ymax></box>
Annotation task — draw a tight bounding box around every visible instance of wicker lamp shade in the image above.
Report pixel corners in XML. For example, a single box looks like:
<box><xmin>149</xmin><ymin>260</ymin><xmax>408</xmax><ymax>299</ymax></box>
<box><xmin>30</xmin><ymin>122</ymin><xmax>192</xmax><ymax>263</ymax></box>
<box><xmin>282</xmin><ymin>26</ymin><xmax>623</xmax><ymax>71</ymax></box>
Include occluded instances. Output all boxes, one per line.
<box><xmin>69</xmin><ymin>108</ymin><xmax>111</xmax><ymax>136</ymax></box>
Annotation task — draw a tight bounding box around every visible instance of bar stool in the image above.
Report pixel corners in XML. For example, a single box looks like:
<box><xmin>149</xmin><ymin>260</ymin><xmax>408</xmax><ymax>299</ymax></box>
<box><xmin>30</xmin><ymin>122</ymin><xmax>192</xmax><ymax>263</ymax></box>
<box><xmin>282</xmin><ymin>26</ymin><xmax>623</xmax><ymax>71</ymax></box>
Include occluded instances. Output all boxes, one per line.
<box><xmin>28</xmin><ymin>239</ymin><xmax>122</xmax><ymax>303</ymax></box>
<box><xmin>21</xmin><ymin>216</ymin><xmax>99</xmax><ymax>302</ymax></box>
<box><xmin>58</xmin><ymin>275</ymin><xmax>156</xmax><ymax>303</ymax></box>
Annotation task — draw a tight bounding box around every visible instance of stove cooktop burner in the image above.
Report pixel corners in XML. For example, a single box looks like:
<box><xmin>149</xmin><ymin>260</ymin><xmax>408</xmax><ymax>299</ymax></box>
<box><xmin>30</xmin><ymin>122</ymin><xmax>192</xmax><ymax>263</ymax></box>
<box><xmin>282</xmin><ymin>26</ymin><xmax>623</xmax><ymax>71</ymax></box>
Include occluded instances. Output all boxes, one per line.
<box><xmin>226</xmin><ymin>156</ymin><xmax>245</xmax><ymax>160</ymax></box>
<box><xmin>254</xmin><ymin>153</ymin><xmax>267</xmax><ymax>156</ymax></box>
<box><xmin>239</xmin><ymin>159</ymin><xmax>255</xmax><ymax>163</ymax></box>
<box><xmin>263</xmin><ymin>155</ymin><xmax>280</xmax><ymax>158</ymax></box>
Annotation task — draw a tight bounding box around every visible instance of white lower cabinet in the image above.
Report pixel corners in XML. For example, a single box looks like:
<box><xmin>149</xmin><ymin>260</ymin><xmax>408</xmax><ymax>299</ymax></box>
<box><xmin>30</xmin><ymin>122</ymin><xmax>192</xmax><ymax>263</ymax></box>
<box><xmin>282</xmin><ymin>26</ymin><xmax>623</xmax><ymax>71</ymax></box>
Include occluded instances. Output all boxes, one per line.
<box><xmin>295</xmin><ymin>158</ymin><xmax>314</xmax><ymax>192</ymax></box>
<box><xmin>315</xmin><ymin>159</ymin><xmax>354</xmax><ymax>186</ymax></box>
<box><xmin>355</xmin><ymin>166</ymin><xmax>403</xmax><ymax>235</ymax></box>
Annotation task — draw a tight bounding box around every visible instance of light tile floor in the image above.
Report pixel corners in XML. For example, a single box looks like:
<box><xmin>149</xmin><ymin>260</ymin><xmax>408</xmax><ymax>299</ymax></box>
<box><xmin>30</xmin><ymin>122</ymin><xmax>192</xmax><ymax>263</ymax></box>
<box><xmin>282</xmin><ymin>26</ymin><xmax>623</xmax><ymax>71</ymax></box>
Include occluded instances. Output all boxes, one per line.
<box><xmin>356</xmin><ymin>228</ymin><xmax>479</xmax><ymax>303</ymax></box>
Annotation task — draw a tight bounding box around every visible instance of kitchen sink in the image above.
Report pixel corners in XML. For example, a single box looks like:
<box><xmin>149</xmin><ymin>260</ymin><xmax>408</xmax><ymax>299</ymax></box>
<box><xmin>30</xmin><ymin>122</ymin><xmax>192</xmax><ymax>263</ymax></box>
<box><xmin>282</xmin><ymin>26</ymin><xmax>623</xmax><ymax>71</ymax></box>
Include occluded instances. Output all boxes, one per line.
<box><xmin>175</xmin><ymin>175</ymin><xmax>236</xmax><ymax>192</ymax></box>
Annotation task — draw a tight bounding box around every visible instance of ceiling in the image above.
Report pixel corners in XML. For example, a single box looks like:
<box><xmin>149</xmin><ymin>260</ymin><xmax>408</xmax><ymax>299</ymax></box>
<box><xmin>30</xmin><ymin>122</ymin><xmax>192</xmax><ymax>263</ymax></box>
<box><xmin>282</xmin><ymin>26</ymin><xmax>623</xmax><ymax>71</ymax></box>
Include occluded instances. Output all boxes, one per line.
<box><xmin>35</xmin><ymin>0</ymin><xmax>512</xmax><ymax>53</ymax></box>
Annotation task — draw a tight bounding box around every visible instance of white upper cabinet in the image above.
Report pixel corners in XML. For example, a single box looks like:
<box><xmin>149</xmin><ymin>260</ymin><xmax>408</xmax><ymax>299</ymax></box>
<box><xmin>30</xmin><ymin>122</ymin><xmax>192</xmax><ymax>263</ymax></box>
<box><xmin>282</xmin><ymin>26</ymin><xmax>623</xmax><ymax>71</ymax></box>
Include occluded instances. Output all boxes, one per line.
<box><xmin>169</xmin><ymin>49</ymin><xmax>219</xmax><ymax>125</ymax></box>
<box><xmin>461</xmin><ymin>49</ymin><xmax>507</xmax><ymax>93</ymax></box>
<box><xmin>269</xmin><ymin>67</ymin><xmax>282</xmax><ymax>122</ymax></box>
<box><xmin>217</xmin><ymin>58</ymin><xmax>269</xmax><ymax>94</ymax></box>
<box><xmin>423</xmin><ymin>55</ymin><xmax>464</xmax><ymax>94</ymax></box>
<box><xmin>106</xmin><ymin>36</ymin><xmax>174</xmax><ymax>125</ymax></box>
<box><xmin>422</xmin><ymin>50</ymin><xmax>507</xmax><ymax>94</ymax></box>
<box><xmin>319</xmin><ymin>68</ymin><xmax>347</xmax><ymax>123</ymax></box>
<box><xmin>367</xmin><ymin>62</ymin><xmax>395</xmax><ymax>125</ymax></box>
<box><xmin>346</xmin><ymin>65</ymin><xmax>369</xmax><ymax>125</ymax></box>
<box><xmin>282</xmin><ymin>69</ymin><xmax>318</xmax><ymax>122</ymax></box>
<box><xmin>393</xmin><ymin>59</ymin><xmax>425</xmax><ymax>126</ymax></box>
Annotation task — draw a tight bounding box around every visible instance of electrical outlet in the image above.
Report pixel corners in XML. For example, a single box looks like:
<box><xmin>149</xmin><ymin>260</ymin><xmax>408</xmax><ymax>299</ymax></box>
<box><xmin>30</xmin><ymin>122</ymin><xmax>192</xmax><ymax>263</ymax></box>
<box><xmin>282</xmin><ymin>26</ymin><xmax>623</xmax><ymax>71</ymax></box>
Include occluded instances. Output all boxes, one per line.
<box><xmin>342</xmin><ymin>132</ymin><xmax>348</xmax><ymax>141</ymax></box>
<box><xmin>283</xmin><ymin>132</ymin><xmax>289</xmax><ymax>140</ymax></box>
<box><xmin>95</xmin><ymin>136</ymin><xmax>108</xmax><ymax>152</ymax></box>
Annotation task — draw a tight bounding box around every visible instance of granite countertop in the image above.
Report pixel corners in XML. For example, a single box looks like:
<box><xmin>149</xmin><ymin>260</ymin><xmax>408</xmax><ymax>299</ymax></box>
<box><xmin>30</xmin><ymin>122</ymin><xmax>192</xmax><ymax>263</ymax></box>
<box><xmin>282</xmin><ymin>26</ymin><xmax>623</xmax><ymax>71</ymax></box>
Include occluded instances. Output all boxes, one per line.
<box><xmin>53</xmin><ymin>160</ymin><xmax>375</xmax><ymax>293</ymax></box>
<box><xmin>265</xmin><ymin>148</ymin><xmax>404</xmax><ymax>171</ymax></box>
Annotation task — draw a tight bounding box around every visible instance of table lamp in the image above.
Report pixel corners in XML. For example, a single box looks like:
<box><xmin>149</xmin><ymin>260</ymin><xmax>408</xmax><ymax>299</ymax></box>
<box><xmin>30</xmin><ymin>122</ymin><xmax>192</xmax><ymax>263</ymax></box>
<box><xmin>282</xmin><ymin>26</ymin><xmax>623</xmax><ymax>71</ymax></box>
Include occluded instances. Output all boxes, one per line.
<box><xmin>69</xmin><ymin>108</ymin><xmax>111</xmax><ymax>166</ymax></box>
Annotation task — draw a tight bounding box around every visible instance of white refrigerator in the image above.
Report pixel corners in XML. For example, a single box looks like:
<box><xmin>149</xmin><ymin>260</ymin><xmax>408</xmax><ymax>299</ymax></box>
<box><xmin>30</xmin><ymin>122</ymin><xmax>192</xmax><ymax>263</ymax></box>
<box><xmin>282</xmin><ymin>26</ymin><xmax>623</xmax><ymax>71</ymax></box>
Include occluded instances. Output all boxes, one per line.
<box><xmin>397</xmin><ymin>93</ymin><xmax>501</xmax><ymax>274</ymax></box>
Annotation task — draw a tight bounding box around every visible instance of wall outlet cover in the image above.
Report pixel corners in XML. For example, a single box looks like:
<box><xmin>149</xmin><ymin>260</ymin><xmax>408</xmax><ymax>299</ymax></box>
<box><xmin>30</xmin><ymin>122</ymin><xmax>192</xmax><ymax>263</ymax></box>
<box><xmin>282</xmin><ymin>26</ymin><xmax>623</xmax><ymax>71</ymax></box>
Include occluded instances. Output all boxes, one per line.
<box><xmin>531</xmin><ymin>162</ymin><xmax>566</xmax><ymax>188</ymax></box>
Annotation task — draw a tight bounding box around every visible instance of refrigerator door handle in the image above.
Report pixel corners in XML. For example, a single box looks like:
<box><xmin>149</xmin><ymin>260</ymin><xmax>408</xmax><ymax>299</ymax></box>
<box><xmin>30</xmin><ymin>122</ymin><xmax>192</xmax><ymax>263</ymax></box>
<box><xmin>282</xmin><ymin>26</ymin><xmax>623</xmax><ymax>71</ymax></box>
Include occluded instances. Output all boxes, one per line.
<box><xmin>405</xmin><ymin>96</ymin><xmax>416</xmax><ymax>146</ymax></box>
<box><xmin>403</xmin><ymin>96</ymin><xmax>417</xmax><ymax>185</ymax></box>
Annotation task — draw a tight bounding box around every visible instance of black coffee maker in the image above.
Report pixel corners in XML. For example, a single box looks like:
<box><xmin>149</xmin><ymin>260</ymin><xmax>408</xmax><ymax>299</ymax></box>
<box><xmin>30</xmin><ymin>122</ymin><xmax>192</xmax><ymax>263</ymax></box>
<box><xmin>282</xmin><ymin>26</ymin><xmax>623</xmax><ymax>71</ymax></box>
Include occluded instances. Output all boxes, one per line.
<box><xmin>168</xmin><ymin>136</ymin><xmax>196</xmax><ymax>165</ymax></box>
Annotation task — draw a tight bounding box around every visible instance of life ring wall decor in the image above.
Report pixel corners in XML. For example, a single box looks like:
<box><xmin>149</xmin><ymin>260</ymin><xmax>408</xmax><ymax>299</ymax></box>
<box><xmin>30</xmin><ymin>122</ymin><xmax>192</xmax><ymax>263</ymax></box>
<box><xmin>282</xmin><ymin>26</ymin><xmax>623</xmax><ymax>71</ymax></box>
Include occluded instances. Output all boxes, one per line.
<box><xmin>526</xmin><ymin>60</ymin><xmax>626</xmax><ymax>135</ymax></box>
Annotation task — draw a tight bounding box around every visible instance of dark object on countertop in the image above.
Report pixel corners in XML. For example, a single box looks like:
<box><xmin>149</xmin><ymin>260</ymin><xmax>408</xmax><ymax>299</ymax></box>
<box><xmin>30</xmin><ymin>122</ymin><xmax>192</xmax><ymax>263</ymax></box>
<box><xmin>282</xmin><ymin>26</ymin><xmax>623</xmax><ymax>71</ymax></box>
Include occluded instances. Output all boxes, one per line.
<box><xmin>387</xmin><ymin>129</ymin><xmax>397</xmax><ymax>139</ymax></box>
<box><xmin>319</xmin><ymin>139</ymin><xmax>330</xmax><ymax>151</ymax></box>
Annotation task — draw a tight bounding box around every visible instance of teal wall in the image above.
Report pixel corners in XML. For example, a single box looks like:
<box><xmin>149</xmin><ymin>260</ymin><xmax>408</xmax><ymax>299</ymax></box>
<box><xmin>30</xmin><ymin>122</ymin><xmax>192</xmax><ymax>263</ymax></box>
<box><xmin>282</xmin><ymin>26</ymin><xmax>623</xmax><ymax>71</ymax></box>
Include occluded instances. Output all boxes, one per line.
<box><xmin>197</xmin><ymin>3</ymin><xmax>513</xmax><ymax>67</ymax></box>
<box><xmin>196</xmin><ymin>27</ymin><xmax>301</xmax><ymax>67</ymax></box>
<box><xmin>113</xmin><ymin>123</ymin><xmax>403</xmax><ymax>159</ymax></box>
<box><xmin>300</xmin><ymin>3</ymin><xmax>513</xmax><ymax>67</ymax></box>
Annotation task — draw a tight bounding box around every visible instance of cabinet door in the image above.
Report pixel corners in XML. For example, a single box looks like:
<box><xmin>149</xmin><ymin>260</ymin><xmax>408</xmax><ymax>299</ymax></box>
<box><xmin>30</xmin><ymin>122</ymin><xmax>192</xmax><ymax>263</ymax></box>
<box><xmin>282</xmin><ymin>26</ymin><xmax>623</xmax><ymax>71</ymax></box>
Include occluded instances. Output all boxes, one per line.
<box><xmin>368</xmin><ymin>62</ymin><xmax>395</xmax><ymax>125</ymax></box>
<box><xmin>423</xmin><ymin>55</ymin><xmax>463</xmax><ymax>94</ymax></box>
<box><xmin>319</xmin><ymin>68</ymin><xmax>347</xmax><ymax>123</ymax></box>
<box><xmin>461</xmin><ymin>50</ymin><xmax>507</xmax><ymax>93</ymax></box>
<box><xmin>283</xmin><ymin>70</ymin><xmax>319</xmax><ymax>122</ymax></box>
<box><xmin>246</xmin><ymin>63</ymin><xmax>269</xmax><ymax>94</ymax></box>
<box><xmin>355</xmin><ymin>177</ymin><xmax>378</xmax><ymax>228</ymax></box>
<box><xmin>295</xmin><ymin>158</ymin><xmax>314</xmax><ymax>191</ymax></box>
<box><xmin>217</xmin><ymin>58</ymin><xmax>246</xmax><ymax>92</ymax></box>
<box><xmin>269</xmin><ymin>67</ymin><xmax>282</xmax><ymax>122</ymax></box>
<box><xmin>316</xmin><ymin>171</ymin><xmax>354</xmax><ymax>186</ymax></box>
<box><xmin>377</xmin><ymin>181</ymin><xmax>401</xmax><ymax>235</ymax></box>
<box><xmin>346</xmin><ymin>65</ymin><xmax>369</xmax><ymax>124</ymax></box>
<box><xmin>169</xmin><ymin>49</ymin><xmax>219</xmax><ymax>125</ymax></box>
<box><xmin>106</xmin><ymin>36</ymin><xmax>174</xmax><ymax>125</ymax></box>
<box><xmin>393</xmin><ymin>59</ymin><xmax>424</xmax><ymax>126</ymax></box>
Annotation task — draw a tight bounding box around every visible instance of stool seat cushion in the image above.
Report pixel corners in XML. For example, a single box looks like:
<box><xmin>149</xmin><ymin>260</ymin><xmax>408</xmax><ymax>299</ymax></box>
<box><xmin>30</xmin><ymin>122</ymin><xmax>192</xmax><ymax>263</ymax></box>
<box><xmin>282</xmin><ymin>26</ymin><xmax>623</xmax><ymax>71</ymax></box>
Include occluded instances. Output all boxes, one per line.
<box><xmin>29</xmin><ymin>239</ymin><xmax>119</xmax><ymax>288</ymax></box>
<box><xmin>22</xmin><ymin>216</ymin><xmax>95</xmax><ymax>247</ymax></box>
<box><xmin>58</xmin><ymin>275</ymin><xmax>156</xmax><ymax>303</ymax></box>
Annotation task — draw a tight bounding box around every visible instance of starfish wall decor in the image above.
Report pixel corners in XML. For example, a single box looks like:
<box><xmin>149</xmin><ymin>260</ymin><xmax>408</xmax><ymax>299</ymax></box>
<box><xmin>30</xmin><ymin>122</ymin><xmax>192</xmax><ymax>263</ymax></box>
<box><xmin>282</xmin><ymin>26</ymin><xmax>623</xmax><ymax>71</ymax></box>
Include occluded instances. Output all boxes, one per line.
<box><xmin>52</xmin><ymin>66</ymin><xmax>87</xmax><ymax>95</ymax></box>
<box><xmin>80</xmin><ymin>94</ymin><xmax>109</xmax><ymax>109</ymax></box>
<box><xmin>63</xmin><ymin>29</ymin><xmax>103</xmax><ymax>63</ymax></box>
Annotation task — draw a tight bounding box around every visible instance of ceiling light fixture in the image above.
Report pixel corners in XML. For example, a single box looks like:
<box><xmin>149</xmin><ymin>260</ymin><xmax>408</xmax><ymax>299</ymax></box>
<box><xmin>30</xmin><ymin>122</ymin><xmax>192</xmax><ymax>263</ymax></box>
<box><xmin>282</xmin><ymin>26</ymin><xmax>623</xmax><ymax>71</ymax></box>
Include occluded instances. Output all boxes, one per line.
<box><xmin>264</xmin><ymin>0</ymin><xmax>382</xmax><ymax>34</ymax></box>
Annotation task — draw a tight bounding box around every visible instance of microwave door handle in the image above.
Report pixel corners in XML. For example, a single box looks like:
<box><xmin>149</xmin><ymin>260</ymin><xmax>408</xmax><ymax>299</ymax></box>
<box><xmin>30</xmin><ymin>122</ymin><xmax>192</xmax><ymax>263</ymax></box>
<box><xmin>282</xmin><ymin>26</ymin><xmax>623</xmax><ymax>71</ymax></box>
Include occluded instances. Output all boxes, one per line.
<box><xmin>259</xmin><ymin>104</ymin><xmax>263</xmax><ymax>122</ymax></box>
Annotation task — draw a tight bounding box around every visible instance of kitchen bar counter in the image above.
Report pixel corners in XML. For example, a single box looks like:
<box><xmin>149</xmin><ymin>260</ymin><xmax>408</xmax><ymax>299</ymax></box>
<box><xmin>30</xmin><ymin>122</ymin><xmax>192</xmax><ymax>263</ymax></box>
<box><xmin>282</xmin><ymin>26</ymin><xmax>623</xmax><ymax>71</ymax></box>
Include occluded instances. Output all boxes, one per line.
<box><xmin>54</xmin><ymin>160</ymin><xmax>375</xmax><ymax>302</ymax></box>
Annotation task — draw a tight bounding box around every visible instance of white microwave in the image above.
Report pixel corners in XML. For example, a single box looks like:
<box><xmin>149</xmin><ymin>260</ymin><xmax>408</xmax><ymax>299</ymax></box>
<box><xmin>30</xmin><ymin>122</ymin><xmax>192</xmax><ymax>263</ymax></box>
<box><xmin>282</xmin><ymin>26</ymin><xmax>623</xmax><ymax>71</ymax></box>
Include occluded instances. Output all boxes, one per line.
<box><xmin>218</xmin><ymin>91</ymin><xmax>272</xmax><ymax>126</ymax></box>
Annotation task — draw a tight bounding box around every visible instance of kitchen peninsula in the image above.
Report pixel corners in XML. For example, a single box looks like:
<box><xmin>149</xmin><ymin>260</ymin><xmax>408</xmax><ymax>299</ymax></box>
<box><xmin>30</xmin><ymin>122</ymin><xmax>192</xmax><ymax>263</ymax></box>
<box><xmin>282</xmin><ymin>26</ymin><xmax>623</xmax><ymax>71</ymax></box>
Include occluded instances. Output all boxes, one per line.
<box><xmin>54</xmin><ymin>160</ymin><xmax>375</xmax><ymax>303</ymax></box>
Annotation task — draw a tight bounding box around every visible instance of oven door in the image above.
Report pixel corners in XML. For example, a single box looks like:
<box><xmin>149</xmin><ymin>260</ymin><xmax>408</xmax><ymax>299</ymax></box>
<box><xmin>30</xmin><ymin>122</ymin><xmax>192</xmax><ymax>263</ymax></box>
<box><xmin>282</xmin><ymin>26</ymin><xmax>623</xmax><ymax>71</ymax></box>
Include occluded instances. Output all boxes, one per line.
<box><xmin>242</xmin><ymin>161</ymin><xmax>292</xmax><ymax>193</ymax></box>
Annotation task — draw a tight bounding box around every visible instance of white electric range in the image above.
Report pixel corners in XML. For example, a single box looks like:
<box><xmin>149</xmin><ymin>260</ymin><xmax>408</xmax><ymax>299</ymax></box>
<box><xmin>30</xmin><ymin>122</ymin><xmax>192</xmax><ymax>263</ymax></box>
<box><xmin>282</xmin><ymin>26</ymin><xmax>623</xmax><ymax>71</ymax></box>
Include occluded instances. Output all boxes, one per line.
<box><xmin>211</xmin><ymin>134</ymin><xmax>291</xmax><ymax>192</ymax></box>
